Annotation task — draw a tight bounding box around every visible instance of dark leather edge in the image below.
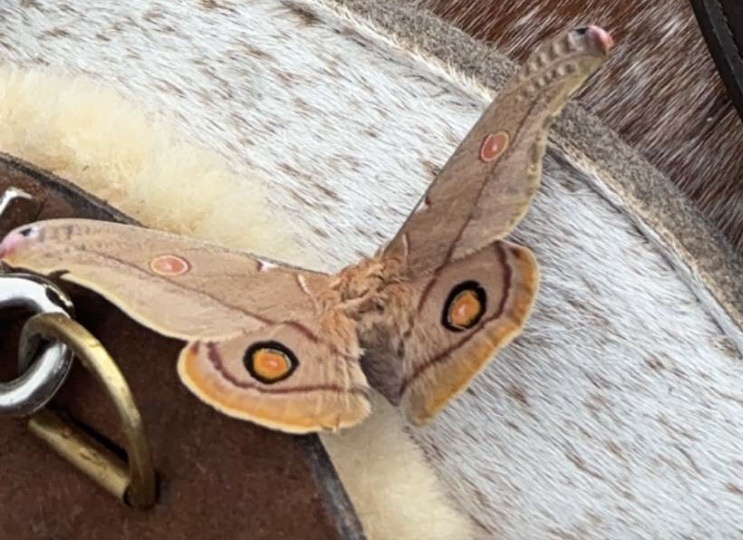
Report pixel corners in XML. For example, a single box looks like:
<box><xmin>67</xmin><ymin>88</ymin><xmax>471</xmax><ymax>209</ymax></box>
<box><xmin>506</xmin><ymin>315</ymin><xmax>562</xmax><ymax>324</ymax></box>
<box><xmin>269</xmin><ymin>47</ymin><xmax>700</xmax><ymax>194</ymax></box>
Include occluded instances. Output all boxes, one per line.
<box><xmin>0</xmin><ymin>152</ymin><xmax>139</xmax><ymax>225</ymax></box>
<box><xmin>301</xmin><ymin>436</ymin><xmax>366</xmax><ymax>540</ymax></box>
<box><xmin>0</xmin><ymin>151</ymin><xmax>366</xmax><ymax>540</ymax></box>
<box><xmin>689</xmin><ymin>0</ymin><xmax>743</xmax><ymax>122</ymax></box>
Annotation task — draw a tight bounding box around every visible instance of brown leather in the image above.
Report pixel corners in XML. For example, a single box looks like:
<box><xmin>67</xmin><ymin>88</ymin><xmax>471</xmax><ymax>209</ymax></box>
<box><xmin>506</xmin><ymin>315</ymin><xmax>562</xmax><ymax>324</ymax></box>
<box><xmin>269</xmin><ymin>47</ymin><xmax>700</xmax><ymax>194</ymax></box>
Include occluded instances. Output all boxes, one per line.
<box><xmin>0</xmin><ymin>154</ymin><xmax>365</xmax><ymax>540</ymax></box>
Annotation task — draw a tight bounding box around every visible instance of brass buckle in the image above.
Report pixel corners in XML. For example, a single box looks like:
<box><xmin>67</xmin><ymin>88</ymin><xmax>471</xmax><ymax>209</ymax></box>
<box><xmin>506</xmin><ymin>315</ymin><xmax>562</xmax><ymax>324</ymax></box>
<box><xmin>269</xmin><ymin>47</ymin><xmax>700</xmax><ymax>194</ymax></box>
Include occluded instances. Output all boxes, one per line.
<box><xmin>23</xmin><ymin>313</ymin><xmax>157</xmax><ymax>509</ymax></box>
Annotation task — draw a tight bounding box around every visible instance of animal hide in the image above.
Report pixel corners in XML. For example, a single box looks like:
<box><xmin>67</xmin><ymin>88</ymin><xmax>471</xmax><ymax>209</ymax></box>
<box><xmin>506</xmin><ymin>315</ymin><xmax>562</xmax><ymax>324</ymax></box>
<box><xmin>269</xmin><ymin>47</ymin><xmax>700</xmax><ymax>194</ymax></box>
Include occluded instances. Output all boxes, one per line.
<box><xmin>1</xmin><ymin>0</ymin><xmax>742</xmax><ymax>539</ymax></box>
<box><xmin>418</xmin><ymin>0</ymin><xmax>743</xmax><ymax>256</ymax></box>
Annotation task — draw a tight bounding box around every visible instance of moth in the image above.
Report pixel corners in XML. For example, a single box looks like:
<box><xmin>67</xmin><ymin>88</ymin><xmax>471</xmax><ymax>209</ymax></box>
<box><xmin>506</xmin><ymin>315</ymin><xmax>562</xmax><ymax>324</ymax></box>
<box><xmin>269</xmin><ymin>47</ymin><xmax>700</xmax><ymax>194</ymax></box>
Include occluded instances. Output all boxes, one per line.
<box><xmin>0</xmin><ymin>27</ymin><xmax>612</xmax><ymax>434</ymax></box>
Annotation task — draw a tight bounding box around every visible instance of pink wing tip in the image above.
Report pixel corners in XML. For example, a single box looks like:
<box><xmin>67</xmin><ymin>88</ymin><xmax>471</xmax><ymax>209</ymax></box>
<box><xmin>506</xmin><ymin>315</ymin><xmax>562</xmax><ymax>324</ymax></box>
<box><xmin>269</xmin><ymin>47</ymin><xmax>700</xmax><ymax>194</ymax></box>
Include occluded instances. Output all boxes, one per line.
<box><xmin>0</xmin><ymin>230</ymin><xmax>33</xmax><ymax>258</ymax></box>
<box><xmin>584</xmin><ymin>25</ymin><xmax>614</xmax><ymax>54</ymax></box>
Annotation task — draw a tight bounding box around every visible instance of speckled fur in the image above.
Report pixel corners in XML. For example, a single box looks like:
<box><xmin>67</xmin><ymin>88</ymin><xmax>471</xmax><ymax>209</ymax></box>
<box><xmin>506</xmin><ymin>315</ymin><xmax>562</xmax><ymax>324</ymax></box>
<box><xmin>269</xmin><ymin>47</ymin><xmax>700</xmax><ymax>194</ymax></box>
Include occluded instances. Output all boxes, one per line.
<box><xmin>1</xmin><ymin>0</ymin><xmax>743</xmax><ymax>539</ymax></box>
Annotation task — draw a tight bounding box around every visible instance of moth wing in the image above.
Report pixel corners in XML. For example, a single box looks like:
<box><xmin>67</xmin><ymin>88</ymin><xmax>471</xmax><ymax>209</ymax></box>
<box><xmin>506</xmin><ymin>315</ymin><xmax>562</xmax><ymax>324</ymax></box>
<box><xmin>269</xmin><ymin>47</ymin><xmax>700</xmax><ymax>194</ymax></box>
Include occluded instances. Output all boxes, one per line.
<box><xmin>178</xmin><ymin>318</ymin><xmax>370</xmax><ymax>434</ymax></box>
<box><xmin>1</xmin><ymin>219</ymin><xmax>371</xmax><ymax>433</ymax></box>
<box><xmin>385</xmin><ymin>27</ymin><xmax>611</xmax><ymax>274</ymax></box>
<box><xmin>0</xmin><ymin>219</ymin><xmax>328</xmax><ymax>340</ymax></box>
<box><xmin>398</xmin><ymin>240</ymin><xmax>538</xmax><ymax>424</ymax></box>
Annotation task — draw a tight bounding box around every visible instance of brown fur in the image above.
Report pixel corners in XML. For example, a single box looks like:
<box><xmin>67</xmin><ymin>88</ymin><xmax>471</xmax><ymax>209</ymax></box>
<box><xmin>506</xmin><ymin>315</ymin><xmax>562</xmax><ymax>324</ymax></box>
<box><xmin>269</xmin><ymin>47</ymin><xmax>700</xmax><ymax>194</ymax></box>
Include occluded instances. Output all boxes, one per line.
<box><xmin>421</xmin><ymin>0</ymin><xmax>743</xmax><ymax>252</ymax></box>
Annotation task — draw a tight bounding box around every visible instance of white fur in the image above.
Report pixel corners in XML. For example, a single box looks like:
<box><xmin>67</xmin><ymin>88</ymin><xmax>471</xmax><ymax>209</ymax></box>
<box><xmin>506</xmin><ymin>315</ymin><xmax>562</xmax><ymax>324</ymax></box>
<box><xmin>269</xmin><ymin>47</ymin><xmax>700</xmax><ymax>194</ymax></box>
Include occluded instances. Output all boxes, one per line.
<box><xmin>1</xmin><ymin>0</ymin><xmax>742</xmax><ymax>538</ymax></box>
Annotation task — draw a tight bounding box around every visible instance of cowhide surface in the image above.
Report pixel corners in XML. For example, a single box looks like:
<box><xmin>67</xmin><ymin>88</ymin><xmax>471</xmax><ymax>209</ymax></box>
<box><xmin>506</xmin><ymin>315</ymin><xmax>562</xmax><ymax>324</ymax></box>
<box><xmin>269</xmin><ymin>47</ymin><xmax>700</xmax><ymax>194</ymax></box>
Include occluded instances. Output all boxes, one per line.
<box><xmin>2</xmin><ymin>0</ymin><xmax>743</xmax><ymax>538</ymax></box>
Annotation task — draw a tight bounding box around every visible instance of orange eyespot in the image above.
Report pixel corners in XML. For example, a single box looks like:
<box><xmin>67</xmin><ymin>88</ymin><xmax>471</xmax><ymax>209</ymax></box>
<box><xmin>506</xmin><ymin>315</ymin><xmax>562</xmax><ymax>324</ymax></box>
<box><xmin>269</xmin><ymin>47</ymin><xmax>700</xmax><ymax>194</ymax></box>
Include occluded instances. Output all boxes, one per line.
<box><xmin>479</xmin><ymin>131</ymin><xmax>509</xmax><ymax>162</ymax></box>
<box><xmin>150</xmin><ymin>254</ymin><xmax>190</xmax><ymax>276</ymax></box>
<box><xmin>450</xmin><ymin>290</ymin><xmax>481</xmax><ymax>328</ymax></box>
<box><xmin>442</xmin><ymin>281</ymin><xmax>487</xmax><ymax>332</ymax></box>
<box><xmin>254</xmin><ymin>349</ymin><xmax>291</xmax><ymax>380</ymax></box>
<box><xmin>244</xmin><ymin>342</ymin><xmax>298</xmax><ymax>384</ymax></box>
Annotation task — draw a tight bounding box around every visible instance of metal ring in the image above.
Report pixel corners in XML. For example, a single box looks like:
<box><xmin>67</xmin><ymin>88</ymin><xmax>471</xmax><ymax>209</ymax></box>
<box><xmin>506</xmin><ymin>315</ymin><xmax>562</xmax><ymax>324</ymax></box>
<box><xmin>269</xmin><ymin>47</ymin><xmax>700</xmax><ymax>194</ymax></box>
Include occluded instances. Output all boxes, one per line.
<box><xmin>0</xmin><ymin>273</ymin><xmax>73</xmax><ymax>416</ymax></box>
<box><xmin>22</xmin><ymin>313</ymin><xmax>156</xmax><ymax>508</ymax></box>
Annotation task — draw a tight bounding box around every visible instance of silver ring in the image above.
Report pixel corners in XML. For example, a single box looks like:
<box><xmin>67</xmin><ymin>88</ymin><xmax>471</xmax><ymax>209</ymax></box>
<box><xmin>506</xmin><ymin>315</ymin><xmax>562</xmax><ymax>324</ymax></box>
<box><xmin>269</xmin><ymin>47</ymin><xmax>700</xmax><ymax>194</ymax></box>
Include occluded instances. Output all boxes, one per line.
<box><xmin>0</xmin><ymin>273</ymin><xmax>74</xmax><ymax>416</ymax></box>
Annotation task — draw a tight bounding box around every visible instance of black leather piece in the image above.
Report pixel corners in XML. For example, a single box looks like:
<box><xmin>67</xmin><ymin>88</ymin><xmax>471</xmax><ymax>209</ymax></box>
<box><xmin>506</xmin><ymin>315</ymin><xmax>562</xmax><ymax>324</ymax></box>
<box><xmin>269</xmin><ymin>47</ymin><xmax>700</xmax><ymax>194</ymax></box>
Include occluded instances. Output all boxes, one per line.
<box><xmin>689</xmin><ymin>0</ymin><xmax>743</xmax><ymax>121</ymax></box>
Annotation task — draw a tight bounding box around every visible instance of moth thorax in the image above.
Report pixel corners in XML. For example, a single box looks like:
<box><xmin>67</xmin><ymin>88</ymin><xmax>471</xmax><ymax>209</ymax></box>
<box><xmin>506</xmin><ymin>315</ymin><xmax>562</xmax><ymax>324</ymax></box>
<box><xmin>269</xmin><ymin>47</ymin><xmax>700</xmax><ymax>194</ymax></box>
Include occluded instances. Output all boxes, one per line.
<box><xmin>335</xmin><ymin>257</ymin><xmax>389</xmax><ymax>303</ymax></box>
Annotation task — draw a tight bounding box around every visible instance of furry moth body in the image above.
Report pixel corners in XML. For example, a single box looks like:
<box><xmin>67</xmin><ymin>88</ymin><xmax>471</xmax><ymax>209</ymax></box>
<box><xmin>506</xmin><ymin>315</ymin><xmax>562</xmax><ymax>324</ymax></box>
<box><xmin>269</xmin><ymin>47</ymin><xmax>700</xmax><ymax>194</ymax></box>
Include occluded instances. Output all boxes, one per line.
<box><xmin>0</xmin><ymin>27</ymin><xmax>612</xmax><ymax>433</ymax></box>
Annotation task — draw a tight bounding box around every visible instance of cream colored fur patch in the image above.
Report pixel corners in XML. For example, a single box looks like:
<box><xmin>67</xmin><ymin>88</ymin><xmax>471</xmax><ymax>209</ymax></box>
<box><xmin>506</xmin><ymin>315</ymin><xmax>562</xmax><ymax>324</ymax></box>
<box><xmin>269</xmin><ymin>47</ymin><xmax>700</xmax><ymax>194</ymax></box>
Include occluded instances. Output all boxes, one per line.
<box><xmin>0</xmin><ymin>64</ymin><xmax>298</xmax><ymax>259</ymax></box>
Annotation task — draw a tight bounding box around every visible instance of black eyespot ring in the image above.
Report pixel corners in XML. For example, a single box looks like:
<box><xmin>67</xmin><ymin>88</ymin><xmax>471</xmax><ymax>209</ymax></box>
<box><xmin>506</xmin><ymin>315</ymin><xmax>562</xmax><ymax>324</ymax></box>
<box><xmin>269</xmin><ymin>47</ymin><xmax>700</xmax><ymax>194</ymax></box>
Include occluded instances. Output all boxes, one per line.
<box><xmin>243</xmin><ymin>341</ymin><xmax>299</xmax><ymax>385</ymax></box>
<box><xmin>441</xmin><ymin>280</ymin><xmax>487</xmax><ymax>333</ymax></box>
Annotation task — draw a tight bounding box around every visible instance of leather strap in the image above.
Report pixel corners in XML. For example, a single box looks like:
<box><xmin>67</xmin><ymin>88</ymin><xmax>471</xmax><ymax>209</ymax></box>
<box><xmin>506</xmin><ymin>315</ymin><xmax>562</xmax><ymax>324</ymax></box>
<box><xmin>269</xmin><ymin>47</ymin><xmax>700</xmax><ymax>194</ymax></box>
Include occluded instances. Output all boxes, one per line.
<box><xmin>0</xmin><ymin>153</ymin><xmax>365</xmax><ymax>540</ymax></box>
<box><xmin>689</xmin><ymin>0</ymin><xmax>743</xmax><ymax>121</ymax></box>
